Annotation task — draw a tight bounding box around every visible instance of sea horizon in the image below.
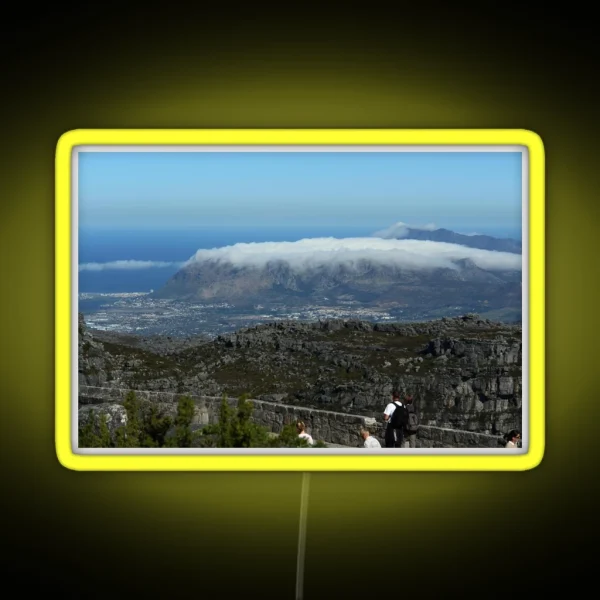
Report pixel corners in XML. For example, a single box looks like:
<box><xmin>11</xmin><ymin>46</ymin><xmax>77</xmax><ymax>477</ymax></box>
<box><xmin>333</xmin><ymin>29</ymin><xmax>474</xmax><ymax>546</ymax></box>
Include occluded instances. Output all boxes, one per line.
<box><xmin>78</xmin><ymin>224</ymin><xmax>523</xmax><ymax>294</ymax></box>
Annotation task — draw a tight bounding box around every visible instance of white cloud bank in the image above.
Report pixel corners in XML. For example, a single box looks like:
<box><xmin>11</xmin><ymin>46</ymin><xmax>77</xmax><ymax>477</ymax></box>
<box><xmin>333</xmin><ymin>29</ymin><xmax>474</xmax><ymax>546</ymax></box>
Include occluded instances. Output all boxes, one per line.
<box><xmin>79</xmin><ymin>260</ymin><xmax>185</xmax><ymax>272</ymax></box>
<box><xmin>371</xmin><ymin>221</ymin><xmax>437</xmax><ymax>239</ymax></box>
<box><xmin>186</xmin><ymin>237</ymin><xmax>521</xmax><ymax>272</ymax></box>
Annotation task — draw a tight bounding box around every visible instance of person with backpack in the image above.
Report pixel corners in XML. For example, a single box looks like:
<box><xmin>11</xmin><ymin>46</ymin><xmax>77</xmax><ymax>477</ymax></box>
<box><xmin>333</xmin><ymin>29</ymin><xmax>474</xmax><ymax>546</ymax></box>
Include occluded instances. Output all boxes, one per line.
<box><xmin>383</xmin><ymin>390</ymin><xmax>407</xmax><ymax>448</ymax></box>
<box><xmin>402</xmin><ymin>395</ymin><xmax>419</xmax><ymax>448</ymax></box>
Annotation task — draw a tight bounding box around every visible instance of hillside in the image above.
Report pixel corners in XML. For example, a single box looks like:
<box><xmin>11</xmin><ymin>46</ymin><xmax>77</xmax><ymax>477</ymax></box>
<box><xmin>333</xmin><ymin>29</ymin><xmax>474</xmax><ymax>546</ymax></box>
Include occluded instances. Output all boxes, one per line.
<box><xmin>152</xmin><ymin>255</ymin><xmax>522</xmax><ymax>310</ymax></box>
<box><xmin>79</xmin><ymin>312</ymin><xmax>522</xmax><ymax>435</ymax></box>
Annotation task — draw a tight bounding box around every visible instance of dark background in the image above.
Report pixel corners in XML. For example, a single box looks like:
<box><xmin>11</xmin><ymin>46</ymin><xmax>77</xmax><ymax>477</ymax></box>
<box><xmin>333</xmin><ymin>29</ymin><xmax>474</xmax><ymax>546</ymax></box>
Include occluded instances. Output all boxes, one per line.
<box><xmin>2</xmin><ymin>5</ymin><xmax>597</xmax><ymax>597</ymax></box>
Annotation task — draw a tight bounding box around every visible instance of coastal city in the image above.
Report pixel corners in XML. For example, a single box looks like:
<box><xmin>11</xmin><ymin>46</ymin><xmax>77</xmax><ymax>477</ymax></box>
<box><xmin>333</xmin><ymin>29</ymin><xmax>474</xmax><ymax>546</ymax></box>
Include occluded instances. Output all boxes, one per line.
<box><xmin>78</xmin><ymin>292</ymin><xmax>483</xmax><ymax>338</ymax></box>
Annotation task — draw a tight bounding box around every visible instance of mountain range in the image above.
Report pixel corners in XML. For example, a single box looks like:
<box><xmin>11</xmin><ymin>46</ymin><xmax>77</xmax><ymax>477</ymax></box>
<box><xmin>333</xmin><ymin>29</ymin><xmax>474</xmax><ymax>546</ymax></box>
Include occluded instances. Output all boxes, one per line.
<box><xmin>380</xmin><ymin>225</ymin><xmax>522</xmax><ymax>253</ymax></box>
<box><xmin>151</xmin><ymin>225</ymin><xmax>523</xmax><ymax>317</ymax></box>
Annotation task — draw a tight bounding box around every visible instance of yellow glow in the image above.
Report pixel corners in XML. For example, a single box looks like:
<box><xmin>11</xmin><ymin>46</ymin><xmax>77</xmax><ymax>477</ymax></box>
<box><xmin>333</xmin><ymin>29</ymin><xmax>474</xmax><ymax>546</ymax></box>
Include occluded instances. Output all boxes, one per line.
<box><xmin>55</xmin><ymin>129</ymin><xmax>544</xmax><ymax>471</ymax></box>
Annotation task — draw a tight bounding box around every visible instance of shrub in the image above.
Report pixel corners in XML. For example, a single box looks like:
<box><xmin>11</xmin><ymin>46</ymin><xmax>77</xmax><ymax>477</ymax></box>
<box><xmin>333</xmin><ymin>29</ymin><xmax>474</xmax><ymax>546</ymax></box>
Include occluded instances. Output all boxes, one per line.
<box><xmin>141</xmin><ymin>404</ymin><xmax>173</xmax><ymax>448</ymax></box>
<box><xmin>79</xmin><ymin>411</ymin><xmax>112</xmax><ymax>448</ymax></box>
<box><xmin>79</xmin><ymin>411</ymin><xmax>100</xmax><ymax>447</ymax></box>
<box><xmin>81</xmin><ymin>390</ymin><xmax>329</xmax><ymax>449</ymax></box>
<box><xmin>199</xmin><ymin>396</ymin><xmax>325</xmax><ymax>448</ymax></box>
<box><xmin>98</xmin><ymin>412</ymin><xmax>112</xmax><ymax>447</ymax></box>
<box><xmin>171</xmin><ymin>395</ymin><xmax>195</xmax><ymax>448</ymax></box>
<box><xmin>115</xmin><ymin>391</ymin><xmax>142</xmax><ymax>448</ymax></box>
<box><xmin>200</xmin><ymin>394</ymin><xmax>270</xmax><ymax>448</ymax></box>
<box><xmin>270</xmin><ymin>423</ymin><xmax>310</xmax><ymax>448</ymax></box>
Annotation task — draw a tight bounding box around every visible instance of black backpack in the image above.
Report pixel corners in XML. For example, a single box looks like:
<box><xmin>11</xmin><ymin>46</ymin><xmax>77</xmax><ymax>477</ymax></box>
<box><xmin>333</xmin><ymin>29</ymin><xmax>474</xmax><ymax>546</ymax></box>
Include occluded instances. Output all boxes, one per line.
<box><xmin>405</xmin><ymin>404</ymin><xmax>420</xmax><ymax>432</ymax></box>
<box><xmin>389</xmin><ymin>401</ymin><xmax>408</xmax><ymax>428</ymax></box>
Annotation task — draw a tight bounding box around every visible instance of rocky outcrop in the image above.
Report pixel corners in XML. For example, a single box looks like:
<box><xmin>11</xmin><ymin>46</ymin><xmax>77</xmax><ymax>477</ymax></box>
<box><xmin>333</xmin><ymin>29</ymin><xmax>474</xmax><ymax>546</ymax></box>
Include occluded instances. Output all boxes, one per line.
<box><xmin>78</xmin><ymin>312</ymin><xmax>522</xmax><ymax>436</ymax></box>
<box><xmin>79</xmin><ymin>403</ymin><xmax>128</xmax><ymax>436</ymax></box>
<box><xmin>79</xmin><ymin>313</ymin><xmax>112</xmax><ymax>386</ymax></box>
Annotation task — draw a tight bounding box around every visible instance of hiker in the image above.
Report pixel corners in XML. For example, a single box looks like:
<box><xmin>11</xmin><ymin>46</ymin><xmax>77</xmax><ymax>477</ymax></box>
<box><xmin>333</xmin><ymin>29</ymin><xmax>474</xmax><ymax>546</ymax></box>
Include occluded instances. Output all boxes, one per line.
<box><xmin>383</xmin><ymin>391</ymin><xmax>407</xmax><ymax>448</ymax></box>
<box><xmin>402</xmin><ymin>395</ymin><xmax>419</xmax><ymax>448</ymax></box>
<box><xmin>296</xmin><ymin>421</ymin><xmax>314</xmax><ymax>446</ymax></box>
<box><xmin>360</xmin><ymin>426</ymin><xmax>382</xmax><ymax>448</ymax></box>
<box><xmin>505</xmin><ymin>430</ymin><xmax>521</xmax><ymax>448</ymax></box>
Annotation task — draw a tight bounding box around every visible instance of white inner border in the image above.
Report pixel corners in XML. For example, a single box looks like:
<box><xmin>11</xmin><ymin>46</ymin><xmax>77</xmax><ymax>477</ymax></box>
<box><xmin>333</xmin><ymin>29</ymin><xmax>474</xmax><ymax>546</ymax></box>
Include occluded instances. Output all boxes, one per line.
<box><xmin>72</xmin><ymin>144</ymin><xmax>529</xmax><ymax>455</ymax></box>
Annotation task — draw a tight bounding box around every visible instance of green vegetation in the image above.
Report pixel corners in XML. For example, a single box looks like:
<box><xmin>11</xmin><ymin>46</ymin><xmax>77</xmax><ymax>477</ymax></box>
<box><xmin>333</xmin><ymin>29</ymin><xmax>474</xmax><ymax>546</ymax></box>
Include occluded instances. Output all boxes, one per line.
<box><xmin>114</xmin><ymin>390</ymin><xmax>144</xmax><ymax>447</ymax></box>
<box><xmin>143</xmin><ymin>404</ymin><xmax>173</xmax><ymax>448</ymax></box>
<box><xmin>198</xmin><ymin>393</ymin><xmax>326</xmax><ymax>448</ymax></box>
<box><xmin>101</xmin><ymin>340</ymin><xmax>183</xmax><ymax>386</ymax></box>
<box><xmin>79</xmin><ymin>410</ymin><xmax>111</xmax><ymax>447</ymax></box>
<box><xmin>166</xmin><ymin>394</ymin><xmax>195</xmax><ymax>447</ymax></box>
<box><xmin>79</xmin><ymin>391</ymin><xmax>327</xmax><ymax>449</ymax></box>
<box><xmin>199</xmin><ymin>394</ymin><xmax>270</xmax><ymax>447</ymax></box>
<box><xmin>80</xmin><ymin>390</ymin><xmax>178</xmax><ymax>449</ymax></box>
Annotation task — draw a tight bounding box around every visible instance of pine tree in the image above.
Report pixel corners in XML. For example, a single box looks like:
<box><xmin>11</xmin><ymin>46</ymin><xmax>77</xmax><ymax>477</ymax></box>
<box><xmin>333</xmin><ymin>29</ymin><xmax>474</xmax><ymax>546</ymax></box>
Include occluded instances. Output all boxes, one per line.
<box><xmin>171</xmin><ymin>395</ymin><xmax>195</xmax><ymax>448</ymax></box>
<box><xmin>115</xmin><ymin>391</ymin><xmax>142</xmax><ymax>447</ymax></box>
<box><xmin>78</xmin><ymin>410</ymin><xmax>113</xmax><ymax>448</ymax></box>
<box><xmin>98</xmin><ymin>412</ymin><xmax>112</xmax><ymax>447</ymax></box>
<box><xmin>79</xmin><ymin>411</ymin><xmax>101</xmax><ymax>447</ymax></box>
<box><xmin>231</xmin><ymin>394</ymin><xmax>269</xmax><ymax>448</ymax></box>
<box><xmin>200</xmin><ymin>394</ymin><xmax>319</xmax><ymax>448</ymax></box>
<box><xmin>214</xmin><ymin>394</ymin><xmax>234</xmax><ymax>447</ymax></box>
<box><xmin>141</xmin><ymin>405</ymin><xmax>172</xmax><ymax>448</ymax></box>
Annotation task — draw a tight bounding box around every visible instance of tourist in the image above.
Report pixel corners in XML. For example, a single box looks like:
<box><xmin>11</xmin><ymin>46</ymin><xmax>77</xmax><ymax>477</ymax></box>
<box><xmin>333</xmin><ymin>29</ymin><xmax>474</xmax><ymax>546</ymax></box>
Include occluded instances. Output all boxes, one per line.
<box><xmin>505</xmin><ymin>430</ymin><xmax>521</xmax><ymax>448</ymax></box>
<box><xmin>402</xmin><ymin>395</ymin><xmax>419</xmax><ymax>448</ymax></box>
<box><xmin>383</xmin><ymin>390</ymin><xmax>406</xmax><ymax>448</ymax></box>
<box><xmin>296</xmin><ymin>421</ymin><xmax>314</xmax><ymax>446</ymax></box>
<box><xmin>360</xmin><ymin>426</ymin><xmax>382</xmax><ymax>448</ymax></box>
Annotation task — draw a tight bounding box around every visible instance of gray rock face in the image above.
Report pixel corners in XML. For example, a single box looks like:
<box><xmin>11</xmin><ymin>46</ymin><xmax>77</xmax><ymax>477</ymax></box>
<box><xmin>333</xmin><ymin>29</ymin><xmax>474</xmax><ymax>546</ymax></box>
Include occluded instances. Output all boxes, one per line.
<box><xmin>78</xmin><ymin>312</ymin><xmax>522</xmax><ymax>436</ymax></box>
<box><xmin>78</xmin><ymin>313</ymin><xmax>111</xmax><ymax>386</ymax></box>
<box><xmin>79</xmin><ymin>403</ymin><xmax>128</xmax><ymax>436</ymax></box>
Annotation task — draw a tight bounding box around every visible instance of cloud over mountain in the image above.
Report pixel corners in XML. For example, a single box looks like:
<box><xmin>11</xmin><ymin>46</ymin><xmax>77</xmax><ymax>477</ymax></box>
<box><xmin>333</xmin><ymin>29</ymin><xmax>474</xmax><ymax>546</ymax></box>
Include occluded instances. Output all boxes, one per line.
<box><xmin>370</xmin><ymin>221</ymin><xmax>522</xmax><ymax>254</ymax></box>
<box><xmin>185</xmin><ymin>237</ymin><xmax>521</xmax><ymax>272</ymax></box>
<box><xmin>371</xmin><ymin>221</ymin><xmax>437</xmax><ymax>239</ymax></box>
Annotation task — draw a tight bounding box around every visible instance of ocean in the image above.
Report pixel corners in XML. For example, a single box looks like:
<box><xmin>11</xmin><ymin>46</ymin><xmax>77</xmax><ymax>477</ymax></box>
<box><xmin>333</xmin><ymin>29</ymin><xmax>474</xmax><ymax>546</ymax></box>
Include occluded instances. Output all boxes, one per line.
<box><xmin>78</xmin><ymin>224</ymin><xmax>522</xmax><ymax>294</ymax></box>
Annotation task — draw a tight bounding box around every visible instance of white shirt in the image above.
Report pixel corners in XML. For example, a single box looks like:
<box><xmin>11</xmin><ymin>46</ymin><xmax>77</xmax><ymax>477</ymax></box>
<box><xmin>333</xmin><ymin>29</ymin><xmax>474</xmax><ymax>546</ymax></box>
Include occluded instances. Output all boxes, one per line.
<box><xmin>384</xmin><ymin>401</ymin><xmax>403</xmax><ymax>424</ymax></box>
<box><xmin>299</xmin><ymin>432</ymin><xmax>314</xmax><ymax>445</ymax></box>
<box><xmin>505</xmin><ymin>440</ymin><xmax>517</xmax><ymax>448</ymax></box>
<box><xmin>363</xmin><ymin>435</ymin><xmax>381</xmax><ymax>448</ymax></box>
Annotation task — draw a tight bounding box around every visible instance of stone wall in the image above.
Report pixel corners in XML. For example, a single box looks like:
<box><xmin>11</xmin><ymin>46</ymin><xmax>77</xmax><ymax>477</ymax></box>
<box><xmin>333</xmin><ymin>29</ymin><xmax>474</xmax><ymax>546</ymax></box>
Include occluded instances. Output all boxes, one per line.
<box><xmin>78</xmin><ymin>385</ymin><xmax>505</xmax><ymax>448</ymax></box>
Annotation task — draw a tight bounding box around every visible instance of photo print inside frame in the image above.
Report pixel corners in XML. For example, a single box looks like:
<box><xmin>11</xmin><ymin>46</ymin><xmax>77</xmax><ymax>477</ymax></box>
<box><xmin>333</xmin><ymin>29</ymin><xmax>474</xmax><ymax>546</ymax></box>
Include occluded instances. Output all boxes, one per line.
<box><xmin>55</xmin><ymin>129</ymin><xmax>545</xmax><ymax>471</ymax></box>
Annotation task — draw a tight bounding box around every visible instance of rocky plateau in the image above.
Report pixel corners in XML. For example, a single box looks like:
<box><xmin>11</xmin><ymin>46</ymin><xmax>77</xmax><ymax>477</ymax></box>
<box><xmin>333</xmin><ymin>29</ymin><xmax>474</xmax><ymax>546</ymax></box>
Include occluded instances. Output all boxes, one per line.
<box><xmin>79</xmin><ymin>311</ymin><xmax>522</xmax><ymax>435</ymax></box>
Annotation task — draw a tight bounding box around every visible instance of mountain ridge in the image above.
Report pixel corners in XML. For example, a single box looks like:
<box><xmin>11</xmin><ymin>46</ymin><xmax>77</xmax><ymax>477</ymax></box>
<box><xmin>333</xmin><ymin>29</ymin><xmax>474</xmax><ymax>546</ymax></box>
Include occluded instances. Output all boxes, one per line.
<box><xmin>376</xmin><ymin>225</ymin><xmax>522</xmax><ymax>254</ymax></box>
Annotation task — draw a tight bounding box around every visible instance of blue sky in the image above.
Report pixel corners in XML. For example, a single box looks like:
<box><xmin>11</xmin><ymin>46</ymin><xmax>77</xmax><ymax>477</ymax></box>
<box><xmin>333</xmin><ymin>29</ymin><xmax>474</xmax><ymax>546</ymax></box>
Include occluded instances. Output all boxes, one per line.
<box><xmin>78</xmin><ymin>151</ymin><xmax>522</xmax><ymax>232</ymax></box>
